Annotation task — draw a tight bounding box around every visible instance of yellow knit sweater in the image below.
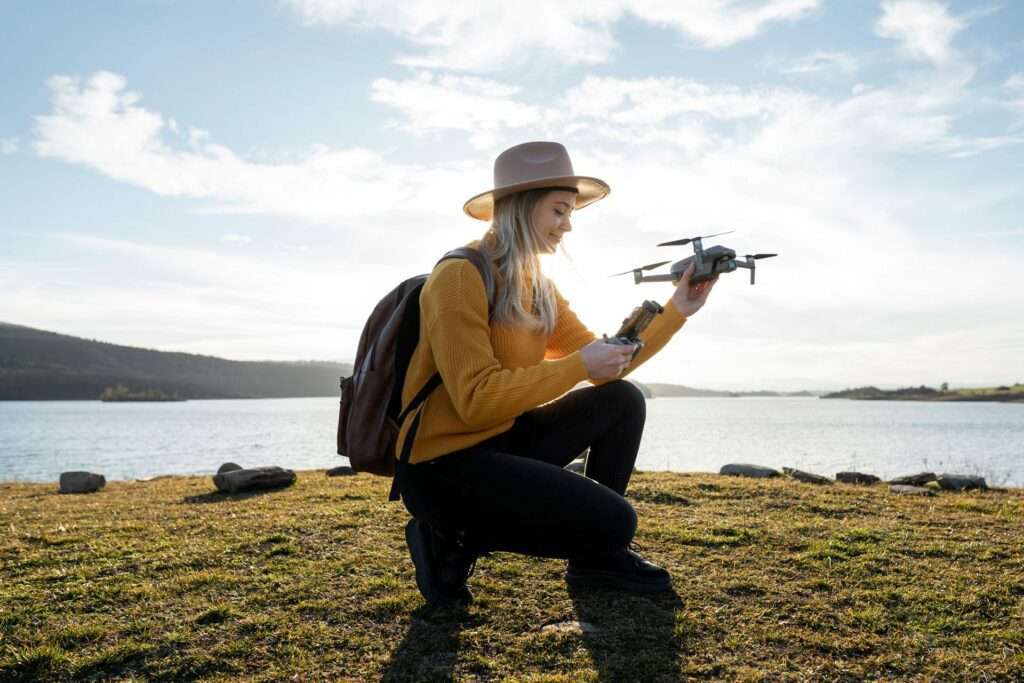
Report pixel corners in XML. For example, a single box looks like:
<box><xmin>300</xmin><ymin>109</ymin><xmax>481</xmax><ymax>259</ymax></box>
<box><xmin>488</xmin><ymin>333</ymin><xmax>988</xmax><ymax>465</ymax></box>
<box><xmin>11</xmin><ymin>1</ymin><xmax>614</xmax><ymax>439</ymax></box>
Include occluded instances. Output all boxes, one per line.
<box><xmin>395</xmin><ymin>243</ymin><xmax>688</xmax><ymax>464</ymax></box>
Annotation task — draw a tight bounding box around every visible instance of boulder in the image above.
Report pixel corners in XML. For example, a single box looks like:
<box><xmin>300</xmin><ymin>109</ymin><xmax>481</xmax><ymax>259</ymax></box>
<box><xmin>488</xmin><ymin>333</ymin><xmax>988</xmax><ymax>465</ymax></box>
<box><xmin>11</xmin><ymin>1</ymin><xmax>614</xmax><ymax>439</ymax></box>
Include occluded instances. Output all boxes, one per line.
<box><xmin>217</xmin><ymin>462</ymin><xmax>243</xmax><ymax>474</ymax></box>
<box><xmin>325</xmin><ymin>465</ymin><xmax>356</xmax><ymax>477</ymax></box>
<box><xmin>936</xmin><ymin>474</ymin><xmax>988</xmax><ymax>491</ymax></box>
<box><xmin>889</xmin><ymin>472</ymin><xmax>936</xmax><ymax>486</ymax></box>
<box><xmin>720</xmin><ymin>464</ymin><xmax>780</xmax><ymax>479</ymax></box>
<box><xmin>59</xmin><ymin>471</ymin><xmax>106</xmax><ymax>494</ymax></box>
<box><xmin>213</xmin><ymin>466</ymin><xmax>296</xmax><ymax>493</ymax></box>
<box><xmin>889</xmin><ymin>484</ymin><xmax>935</xmax><ymax>496</ymax></box>
<box><xmin>836</xmin><ymin>471</ymin><xmax>880</xmax><ymax>485</ymax></box>
<box><xmin>782</xmin><ymin>467</ymin><xmax>831</xmax><ymax>485</ymax></box>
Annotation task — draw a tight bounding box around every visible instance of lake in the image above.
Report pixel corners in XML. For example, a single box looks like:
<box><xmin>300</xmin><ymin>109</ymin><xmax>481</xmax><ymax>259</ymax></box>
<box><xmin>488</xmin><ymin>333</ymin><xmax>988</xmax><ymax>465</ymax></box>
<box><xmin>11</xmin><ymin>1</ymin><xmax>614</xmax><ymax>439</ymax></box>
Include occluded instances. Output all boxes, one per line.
<box><xmin>1</xmin><ymin>397</ymin><xmax>1022</xmax><ymax>486</ymax></box>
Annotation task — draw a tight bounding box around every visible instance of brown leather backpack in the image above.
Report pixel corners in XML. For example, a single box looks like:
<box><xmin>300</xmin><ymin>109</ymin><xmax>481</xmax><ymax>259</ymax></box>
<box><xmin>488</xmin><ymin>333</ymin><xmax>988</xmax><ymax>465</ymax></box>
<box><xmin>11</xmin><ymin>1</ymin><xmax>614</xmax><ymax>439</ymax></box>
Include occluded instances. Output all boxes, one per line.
<box><xmin>337</xmin><ymin>247</ymin><xmax>494</xmax><ymax>500</ymax></box>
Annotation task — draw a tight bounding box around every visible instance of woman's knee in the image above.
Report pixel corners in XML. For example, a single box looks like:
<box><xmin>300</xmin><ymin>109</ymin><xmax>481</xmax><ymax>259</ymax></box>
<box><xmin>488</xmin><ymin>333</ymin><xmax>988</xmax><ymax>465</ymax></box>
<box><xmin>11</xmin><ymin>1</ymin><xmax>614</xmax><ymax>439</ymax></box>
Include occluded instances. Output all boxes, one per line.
<box><xmin>600</xmin><ymin>379</ymin><xmax>647</xmax><ymax>421</ymax></box>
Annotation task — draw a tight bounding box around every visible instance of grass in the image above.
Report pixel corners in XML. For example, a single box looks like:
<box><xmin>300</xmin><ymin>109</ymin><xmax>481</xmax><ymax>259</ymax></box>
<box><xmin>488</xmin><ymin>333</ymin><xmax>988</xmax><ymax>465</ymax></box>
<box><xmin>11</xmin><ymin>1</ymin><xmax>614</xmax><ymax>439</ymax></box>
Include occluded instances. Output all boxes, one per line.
<box><xmin>1</xmin><ymin>471</ymin><xmax>1023</xmax><ymax>681</ymax></box>
<box><xmin>954</xmin><ymin>383</ymin><xmax>1024</xmax><ymax>397</ymax></box>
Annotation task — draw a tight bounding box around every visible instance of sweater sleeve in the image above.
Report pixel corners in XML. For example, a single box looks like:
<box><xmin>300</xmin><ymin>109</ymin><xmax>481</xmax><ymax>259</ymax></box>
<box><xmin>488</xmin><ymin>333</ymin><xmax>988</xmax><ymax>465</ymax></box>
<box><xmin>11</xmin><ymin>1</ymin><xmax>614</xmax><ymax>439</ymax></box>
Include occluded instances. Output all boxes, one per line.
<box><xmin>545</xmin><ymin>285</ymin><xmax>598</xmax><ymax>360</ymax></box>
<box><xmin>422</xmin><ymin>260</ymin><xmax>590</xmax><ymax>429</ymax></box>
<box><xmin>545</xmin><ymin>283</ymin><xmax>688</xmax><ymax>386</ymax></box>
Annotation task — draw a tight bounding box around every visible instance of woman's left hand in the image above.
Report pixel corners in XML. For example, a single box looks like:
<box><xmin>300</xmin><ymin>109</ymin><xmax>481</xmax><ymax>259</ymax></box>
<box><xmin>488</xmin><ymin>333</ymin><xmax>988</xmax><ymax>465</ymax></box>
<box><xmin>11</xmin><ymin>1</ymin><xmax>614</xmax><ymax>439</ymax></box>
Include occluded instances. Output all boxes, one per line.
<box><xmin>671</xmin><ymin>263</ymin><xmax>717</xmax><ymax>317</ymax></box>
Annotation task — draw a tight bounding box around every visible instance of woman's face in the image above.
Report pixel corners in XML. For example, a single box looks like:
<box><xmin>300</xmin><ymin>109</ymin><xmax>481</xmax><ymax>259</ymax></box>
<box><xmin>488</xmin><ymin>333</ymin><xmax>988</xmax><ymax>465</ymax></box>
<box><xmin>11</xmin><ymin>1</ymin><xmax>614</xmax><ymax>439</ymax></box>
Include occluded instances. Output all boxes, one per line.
<box><xmin>530</xmin><ymin>190</ymin><xmax>577</xmax><ymax>254</ymax></box>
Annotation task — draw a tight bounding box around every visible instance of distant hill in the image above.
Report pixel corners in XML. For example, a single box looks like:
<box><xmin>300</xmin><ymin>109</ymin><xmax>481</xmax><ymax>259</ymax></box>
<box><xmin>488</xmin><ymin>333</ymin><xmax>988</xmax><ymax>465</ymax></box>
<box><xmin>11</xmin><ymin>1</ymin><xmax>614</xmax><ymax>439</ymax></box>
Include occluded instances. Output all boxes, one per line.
<box><xmin>822</xmin><ymin>384</ymin><xmax>1024</xmax><ymax>403</ymax></box>
<box><xmin>0</xmin><ymin>322</ymin><xmax>352</xmax><ymax>400</ymax></box>
<box><xmin>643</xmin><ymin>383</ymin><xmax>734</xmax><ymax>398</ymax></box>
<box><xmin>642</xmin><ymin>383</ymin><xmax>820</xmax><ymax>398</ymax></box>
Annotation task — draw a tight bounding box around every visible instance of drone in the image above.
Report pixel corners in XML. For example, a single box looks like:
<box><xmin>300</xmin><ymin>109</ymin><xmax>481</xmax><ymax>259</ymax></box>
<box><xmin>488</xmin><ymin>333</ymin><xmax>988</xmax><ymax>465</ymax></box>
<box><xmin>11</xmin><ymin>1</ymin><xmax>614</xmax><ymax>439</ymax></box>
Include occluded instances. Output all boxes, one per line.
<box><xmin>612</xmin><ymin>231</ymin><xmax>777</xmax><ymax>285</ymax></box>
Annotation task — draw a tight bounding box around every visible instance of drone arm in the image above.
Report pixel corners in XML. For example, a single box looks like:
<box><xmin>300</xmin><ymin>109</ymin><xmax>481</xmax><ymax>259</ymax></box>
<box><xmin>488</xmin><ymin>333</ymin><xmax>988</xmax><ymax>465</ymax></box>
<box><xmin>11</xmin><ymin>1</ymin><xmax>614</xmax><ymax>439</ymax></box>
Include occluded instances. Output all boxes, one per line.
<box><xmin>734</xmin><ymin>258</ymin><xmax>755</xmax><ymax>285</ymax></box>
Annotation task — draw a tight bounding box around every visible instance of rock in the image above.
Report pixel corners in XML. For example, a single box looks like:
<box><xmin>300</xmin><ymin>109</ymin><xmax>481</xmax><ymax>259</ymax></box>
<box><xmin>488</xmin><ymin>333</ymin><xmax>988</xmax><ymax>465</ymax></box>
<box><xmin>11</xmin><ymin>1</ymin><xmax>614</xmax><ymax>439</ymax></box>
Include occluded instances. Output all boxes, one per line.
<box><xmin>782</xmin><ymin>467</ymin><xmax>831</xmax><ymax>485</ymax></box>
<box><xmin>889</xmin><ymin>484</ymin><xmax>935</xmax><ymax>496</ymax></box>
<box><xmin>836</xmin><ymin>471</ymin><xmax>880</xmax><ymax>485</ymax></box>
<box><xmin>720</xmin><ymin>464</ymin><xmax>780</xmax><ymax>479</ymax></box>
<box><xmin>59</xmin><ymin>471</ymin><xmax>106</xmax><ymax>494</ymax></box>
<box><xmin>213</xmin><ymin>466</ymin><xmax>296</xmax><ymax>493</ymax></box>
<box><xmin>889</xmin><ymin>472</ymin><xmax>936</xmax><ymax>486</ymax></box>
<box><xmin>217</xmin><ymin>462</ymin><xmax>243</xmax><ymax>474</ymax></box>
<box><xmin>325</xmin><ymin>465</ymin><xmax>356</xmax><ymax>477</ymax></box>
<box><xmin>541</xmin><ymin>621</ymin><xmax>597</xmax><ymax>635</ymax></box>
<box><xmin>936</xmin><ymin>474</ymin><xmax>988</xmax><ymax>491</ymax></box>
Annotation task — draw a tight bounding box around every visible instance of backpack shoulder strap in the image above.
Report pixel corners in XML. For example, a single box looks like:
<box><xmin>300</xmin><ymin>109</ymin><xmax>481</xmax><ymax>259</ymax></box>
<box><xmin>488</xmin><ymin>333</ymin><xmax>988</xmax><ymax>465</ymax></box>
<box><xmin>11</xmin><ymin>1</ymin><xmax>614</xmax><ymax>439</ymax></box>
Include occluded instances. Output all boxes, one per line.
<box><xmin>437</xmin><ymin>247</ymin><xmax>496</xmax><ymax>316</ymax></box>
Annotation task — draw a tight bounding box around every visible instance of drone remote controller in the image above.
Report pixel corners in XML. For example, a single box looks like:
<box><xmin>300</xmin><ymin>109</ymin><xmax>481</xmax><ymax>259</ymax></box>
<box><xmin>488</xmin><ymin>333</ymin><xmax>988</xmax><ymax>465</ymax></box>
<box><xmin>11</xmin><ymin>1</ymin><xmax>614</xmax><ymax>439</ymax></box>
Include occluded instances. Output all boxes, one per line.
<box><xmin>603</xmin><ymin>299</ymin><xmax>664</xmax><ymax>360</ymax></box>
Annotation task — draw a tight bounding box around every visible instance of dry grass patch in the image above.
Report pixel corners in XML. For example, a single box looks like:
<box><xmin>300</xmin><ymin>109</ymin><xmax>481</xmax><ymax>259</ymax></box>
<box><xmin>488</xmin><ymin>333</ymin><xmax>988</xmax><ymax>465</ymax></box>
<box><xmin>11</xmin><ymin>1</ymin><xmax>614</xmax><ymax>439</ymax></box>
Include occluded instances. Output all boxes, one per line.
<box><xmin>1</xmin><ymin>472</ymin><xmax>1022</xmax><ymax>680</ymax></box>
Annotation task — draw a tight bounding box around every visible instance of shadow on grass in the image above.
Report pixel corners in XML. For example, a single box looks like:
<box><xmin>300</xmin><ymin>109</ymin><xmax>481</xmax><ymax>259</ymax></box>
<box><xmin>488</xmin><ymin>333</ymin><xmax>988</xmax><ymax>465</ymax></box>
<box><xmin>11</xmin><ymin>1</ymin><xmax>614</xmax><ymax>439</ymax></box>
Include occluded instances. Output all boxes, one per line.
<box><xmin>182</xmin><ymin>486</ymin><xmax>293</xmax><ymax>504</ymax></box>
<box><xmin>380</xmin><ymin>603</ymin><xmax>474</xmax><ymax>682</ymax></box>
<box><xmin>567</xmin><ymin>584</ymin><xmax>685</xmax><ymax>682</ymax></box>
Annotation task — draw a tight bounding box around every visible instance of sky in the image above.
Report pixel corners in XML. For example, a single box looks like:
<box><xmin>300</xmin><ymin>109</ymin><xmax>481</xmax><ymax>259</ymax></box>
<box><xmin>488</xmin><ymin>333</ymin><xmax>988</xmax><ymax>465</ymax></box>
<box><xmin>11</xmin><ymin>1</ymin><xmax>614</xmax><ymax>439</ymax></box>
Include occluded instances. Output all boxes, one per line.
<box><xmin>1</xmin><ymin>0</ymin><xmax>1022</xmax><ymax>391</ymax></box>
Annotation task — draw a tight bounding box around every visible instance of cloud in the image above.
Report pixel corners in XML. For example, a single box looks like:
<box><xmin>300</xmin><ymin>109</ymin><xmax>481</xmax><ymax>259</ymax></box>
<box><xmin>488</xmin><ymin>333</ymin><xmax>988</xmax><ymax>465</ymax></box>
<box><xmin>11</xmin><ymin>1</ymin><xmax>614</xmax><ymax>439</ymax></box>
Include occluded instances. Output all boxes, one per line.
<box><xmin>373</xmin><ymin>66</ymin><xmax>1022</xmax><ymax>160</ymax></box>
<box><xmin>32</xmin><ymin>71</ymin><xmax>484</xmax><ymax>224</ymax></box>
<box><xmin>875</xmin><ymin>0</ymin><xmax>965</xmax><ymax>66</ymax></box>
<box><xmin>1006</xmin><ymin>73</ymin><xmax>1024</xmax><ymax>130</ymax></box>
<box><xmin>0</xmin><ymin>136</ymin><xmax>17</xmax><ymax>154</ymax></box>
<box><xmin>779</xmin><ymin>51</ymin><xmax>860</xmax><ymax>75</ymax></box>
<box><xmin>0</xmin><ymin>233</ymin><xmax>416</xmax><ymax>360</ymax></box>
<box><xmin>286</xmin><ymin>0</ymin><xmax>819</xmax><ymax>71</ymax></box>
<box><xmin>221</xmin><ymin>233</ymin><xmax>252</xmax><ymax>244</ymax></box>
<box><xmin>370</xmin><ymin>71</ymin><xmax>543</xmax><ymax>149</ymax></box>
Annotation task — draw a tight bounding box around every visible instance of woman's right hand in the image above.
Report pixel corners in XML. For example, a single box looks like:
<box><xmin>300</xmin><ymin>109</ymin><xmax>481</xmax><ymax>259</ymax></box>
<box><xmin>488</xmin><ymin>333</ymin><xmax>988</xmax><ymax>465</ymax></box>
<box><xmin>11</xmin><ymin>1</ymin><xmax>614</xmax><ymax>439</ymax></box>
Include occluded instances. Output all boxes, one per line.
<box><xmin>581</xmin><ymin>339</ymin><xmax>637</xmax><ymax>380</ymax></box>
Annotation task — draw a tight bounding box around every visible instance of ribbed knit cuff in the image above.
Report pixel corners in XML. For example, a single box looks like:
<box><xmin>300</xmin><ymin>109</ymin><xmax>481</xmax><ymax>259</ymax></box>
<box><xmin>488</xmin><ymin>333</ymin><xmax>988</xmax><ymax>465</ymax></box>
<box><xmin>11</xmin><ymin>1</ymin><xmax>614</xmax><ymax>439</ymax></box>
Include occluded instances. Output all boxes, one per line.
<box><xmin>559</xmin><ymin>350</ymin><xmax>590</xmax><ymax>384</ymax></box>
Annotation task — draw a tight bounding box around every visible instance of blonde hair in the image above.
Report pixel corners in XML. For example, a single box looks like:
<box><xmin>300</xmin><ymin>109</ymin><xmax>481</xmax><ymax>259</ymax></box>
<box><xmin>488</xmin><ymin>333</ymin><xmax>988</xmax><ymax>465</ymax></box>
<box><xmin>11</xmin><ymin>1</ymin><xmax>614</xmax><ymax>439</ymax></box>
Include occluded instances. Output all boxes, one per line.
<box><xmin>478</xmin><ymin>188</ymin><xmax>561</xmax><ymax>336</ymax></box>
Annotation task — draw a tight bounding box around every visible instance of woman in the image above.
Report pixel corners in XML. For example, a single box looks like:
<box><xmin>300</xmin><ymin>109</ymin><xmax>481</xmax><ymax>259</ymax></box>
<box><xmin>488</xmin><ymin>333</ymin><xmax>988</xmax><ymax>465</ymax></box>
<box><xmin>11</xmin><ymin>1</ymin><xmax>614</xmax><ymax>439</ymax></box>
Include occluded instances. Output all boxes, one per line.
<box><xmin>396</xmin><ymin>141</ymin><xmax>716</xmax><ymax>607</ymax></box>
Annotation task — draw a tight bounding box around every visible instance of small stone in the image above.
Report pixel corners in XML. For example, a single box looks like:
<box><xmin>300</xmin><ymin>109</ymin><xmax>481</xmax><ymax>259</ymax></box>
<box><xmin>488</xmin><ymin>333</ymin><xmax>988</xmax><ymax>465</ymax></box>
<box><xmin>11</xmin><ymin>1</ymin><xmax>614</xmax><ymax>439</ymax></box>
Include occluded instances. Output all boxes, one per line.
<box><xmin>889</xmin><ymin>472</ymin><xmax>936</xmax><ymax>486</ymax></box>
<box><xmin>720</xmin><ymin>464</ymin><xmax>780</xmax><ymax>479</ymax></box>
<box><xmin>782</xmin><ymin>467</ymin><xmax>832</xmax><ymax>485</ymax></box>
<box><xmin>59</xmin><ymin>471</ymin><xmax>106</xmax><ymax>494</ymax></box>
<box><xmin>889</xmin><ymin>484</ymin><xmax>935</xmax><ymax>496</ymax></box>
<box><xmin>325</xmin><ymin>465</ymin><xmax>356</xmax><ymax>477</ymax></box>
<box><xmin>217</xmin><ymin>462</ymin><xmax>243</xmax><ymax>474</ymax></box>
<box><xmin>541</xmin><ymin>621</ymin><xmax>597</xmax><ymax>635</ymax></box>
<box><xmin>836</xmin><ymin>472</ymin><xmax>880</xmax><ymax>485</ymax></box>
<box><xmin>936</xmin><ymin>474</ymin><xmax>988</xmax><ymax>491</ymax></box>
<box><xmin>213</xmin><ymin>466</ymin><xmax>296</xmax><ymax>493</ymax></box>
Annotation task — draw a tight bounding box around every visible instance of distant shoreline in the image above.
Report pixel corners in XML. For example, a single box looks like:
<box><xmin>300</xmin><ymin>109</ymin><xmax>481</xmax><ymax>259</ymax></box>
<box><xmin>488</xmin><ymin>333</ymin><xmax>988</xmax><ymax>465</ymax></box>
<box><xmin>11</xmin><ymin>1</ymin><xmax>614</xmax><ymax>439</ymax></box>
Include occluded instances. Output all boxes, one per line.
<box><xmin>822</xmin><ymin>385</ymin><xmax>1024</xmax><ymax>404</ymax></box>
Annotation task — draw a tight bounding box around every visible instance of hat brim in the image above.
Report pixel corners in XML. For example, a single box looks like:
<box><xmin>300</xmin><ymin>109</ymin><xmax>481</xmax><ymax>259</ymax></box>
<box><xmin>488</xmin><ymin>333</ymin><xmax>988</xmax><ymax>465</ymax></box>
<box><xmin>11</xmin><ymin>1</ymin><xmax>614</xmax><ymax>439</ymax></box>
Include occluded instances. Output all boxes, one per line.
<box><xmin>463</xmin><ymin>176</ymin><xmax>610</xmax><ymax>221</ymax></box>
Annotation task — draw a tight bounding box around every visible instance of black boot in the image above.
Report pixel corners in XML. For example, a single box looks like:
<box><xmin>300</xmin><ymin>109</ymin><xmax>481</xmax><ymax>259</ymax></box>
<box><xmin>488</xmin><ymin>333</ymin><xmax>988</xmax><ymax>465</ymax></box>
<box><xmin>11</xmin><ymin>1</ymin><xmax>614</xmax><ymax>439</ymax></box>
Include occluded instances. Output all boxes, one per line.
<box><xmin>566</xmin><ymin>543</ymin><xmax>672</xmax><ymax>593</ymax></box>
<box><xmin>405</xmin><ymin>519</ymin><xmax>478</xmax><ymax>607</ymax></box>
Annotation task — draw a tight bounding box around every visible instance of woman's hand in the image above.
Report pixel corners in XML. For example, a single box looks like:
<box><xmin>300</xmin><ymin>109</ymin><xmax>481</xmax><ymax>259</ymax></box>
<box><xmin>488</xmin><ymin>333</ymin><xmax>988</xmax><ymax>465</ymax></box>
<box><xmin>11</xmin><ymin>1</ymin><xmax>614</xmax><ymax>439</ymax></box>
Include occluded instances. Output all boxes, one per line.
<box><xmin>581</xmin><ymin>339</ymin><xmax>637</xmax><ymax>380</ymax></box>
<box><xmin>671</xmin><ymin>263</ymin><xmax>717</xmax><ymax>318</ymax></box>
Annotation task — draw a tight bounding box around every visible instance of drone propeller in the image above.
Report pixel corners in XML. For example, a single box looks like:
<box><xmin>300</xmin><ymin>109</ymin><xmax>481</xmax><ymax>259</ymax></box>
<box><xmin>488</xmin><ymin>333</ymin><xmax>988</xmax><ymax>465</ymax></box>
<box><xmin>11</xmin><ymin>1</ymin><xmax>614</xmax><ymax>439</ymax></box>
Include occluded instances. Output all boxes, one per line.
<box><xmin>744</xmin><ymin>253</ymin><xmax>777</xmax><ymax>260</ymax></box>
<box><xmin>611</xmin><ymin>260</ymin><xmax>671</xmax><ymax>277</ymax></box>
<box><xmin>657</xmin><ymin>230</ymin><xmax>734</xmax><ymax>247</ymax></box>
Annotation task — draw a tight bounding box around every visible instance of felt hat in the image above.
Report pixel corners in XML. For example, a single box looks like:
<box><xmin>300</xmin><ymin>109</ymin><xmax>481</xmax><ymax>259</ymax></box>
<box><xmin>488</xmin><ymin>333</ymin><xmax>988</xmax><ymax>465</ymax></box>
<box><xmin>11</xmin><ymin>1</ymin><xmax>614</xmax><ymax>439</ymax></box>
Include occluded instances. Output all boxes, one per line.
<box><xmin>463</xmin><ymin>141</ymin><xmax>610</xmax><ymax>221</ymax></box>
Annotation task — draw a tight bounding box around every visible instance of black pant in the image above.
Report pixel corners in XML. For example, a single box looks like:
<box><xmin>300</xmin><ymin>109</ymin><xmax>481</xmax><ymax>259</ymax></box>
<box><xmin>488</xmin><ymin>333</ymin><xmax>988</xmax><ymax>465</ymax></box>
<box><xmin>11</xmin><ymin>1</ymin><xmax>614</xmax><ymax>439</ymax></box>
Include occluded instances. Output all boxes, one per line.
<box><xmin>401</xmin><ymin>380</ymin><xmax>645</xmax><ymax>559</ymax></box>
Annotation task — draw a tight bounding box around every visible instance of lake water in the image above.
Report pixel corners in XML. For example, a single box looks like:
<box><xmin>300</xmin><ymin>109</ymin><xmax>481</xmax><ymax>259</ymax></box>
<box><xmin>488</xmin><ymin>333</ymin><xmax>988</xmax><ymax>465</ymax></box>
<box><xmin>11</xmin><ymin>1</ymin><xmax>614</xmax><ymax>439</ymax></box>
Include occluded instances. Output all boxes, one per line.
<box><xmin>1</xmin><ymin>397</ymin><xmax>1022</xmax><ymax>486</ymax></box>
